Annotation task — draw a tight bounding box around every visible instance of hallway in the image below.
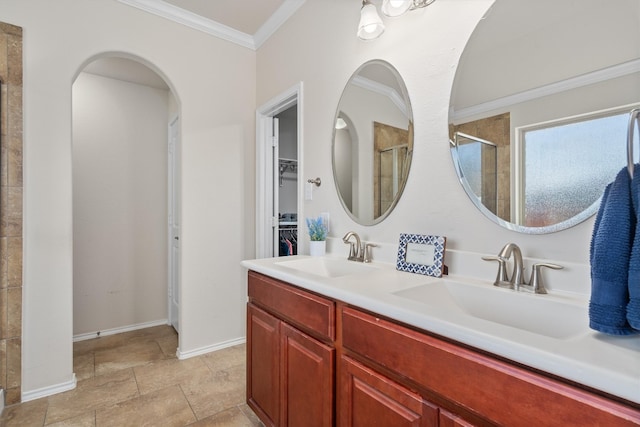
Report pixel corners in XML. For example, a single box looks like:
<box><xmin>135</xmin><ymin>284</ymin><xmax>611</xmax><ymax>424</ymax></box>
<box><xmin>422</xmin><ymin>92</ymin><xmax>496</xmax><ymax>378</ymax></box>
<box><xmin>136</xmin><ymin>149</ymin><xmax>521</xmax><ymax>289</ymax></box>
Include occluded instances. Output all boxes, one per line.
<box><xmin>0</xmin><ymin>326</ymin><xmax>261</xmax><ymax>426</ymax></box>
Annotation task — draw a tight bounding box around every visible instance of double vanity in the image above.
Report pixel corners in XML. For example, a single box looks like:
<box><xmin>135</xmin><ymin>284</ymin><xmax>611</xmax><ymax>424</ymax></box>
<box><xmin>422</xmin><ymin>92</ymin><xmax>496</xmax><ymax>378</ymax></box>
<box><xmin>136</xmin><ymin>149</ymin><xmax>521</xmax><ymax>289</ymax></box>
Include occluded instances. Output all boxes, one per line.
<box><xmin>242</xmin><ymin>255</ymin><xmax>640</xmax><ymax>426</ymax></box>
<box><xmin>242</xmin><ymin>1</ymin><xmax>640</xmax><ymax>425</ymax></box>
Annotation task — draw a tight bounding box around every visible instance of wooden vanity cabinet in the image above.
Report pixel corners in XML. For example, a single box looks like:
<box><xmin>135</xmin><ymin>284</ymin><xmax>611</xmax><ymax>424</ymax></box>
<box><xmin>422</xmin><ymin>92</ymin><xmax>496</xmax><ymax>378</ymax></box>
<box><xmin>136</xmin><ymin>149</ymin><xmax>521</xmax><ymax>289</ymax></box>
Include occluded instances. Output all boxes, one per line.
<box><xmin>247</xmin><ymin>272</ymin><xmax>640</xmax><ymax>427</ymax></box>
<box><xmin>340</xmin><ymin>305</ymin><xmax>640</xmax><ymax>427</ymax></box>
<box><xmin>247</xmin><ymin>272</ymin><xmax>335</xmax><ymax>427</ymax></box>
<box><xmin>247</xmin><ymin>304</ymin><xmax>281</xmax><ymax>426</ymax></box>
<box><xmin>438</xmin><ymin>411</ymin><xmax>476</xmax><ymax>427</ymax></box>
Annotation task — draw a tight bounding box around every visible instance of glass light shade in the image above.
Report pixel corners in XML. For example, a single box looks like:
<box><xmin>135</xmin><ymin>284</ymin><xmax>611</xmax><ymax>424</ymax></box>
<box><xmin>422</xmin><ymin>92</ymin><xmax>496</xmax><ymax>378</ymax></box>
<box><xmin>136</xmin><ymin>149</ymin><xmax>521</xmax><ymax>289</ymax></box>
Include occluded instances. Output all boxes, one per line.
<box><xmin>357</xmin><ymin>3</ymin><xmax>385</xmax><ymax>40</ymax></box>
<box><xmin>335</xmin><ymin>118</ymin><xmax>347</xmax><ymax>129</ymax></box>
<box><xmin>381</xmin><ymin>0</ymin><xmax>412</xmax><ymax>17</ymax></box>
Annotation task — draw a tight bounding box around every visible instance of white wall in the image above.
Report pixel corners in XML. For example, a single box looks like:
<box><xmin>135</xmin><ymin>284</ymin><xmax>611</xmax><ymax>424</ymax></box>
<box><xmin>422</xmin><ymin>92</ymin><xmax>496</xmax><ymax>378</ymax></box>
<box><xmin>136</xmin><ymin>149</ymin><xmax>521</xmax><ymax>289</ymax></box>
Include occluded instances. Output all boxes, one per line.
<box><xmin>0</xmin><ymin>0</ymin><xmax>255</xmax><ymax>398</ymax></box>
<box><xmin>257</xmin><ymin>0</ymin><xmax>597</xmax><ymax>276</ymax></box>
<box><xmin>72</xmin><ymin>72</ymin><xmax>169</xmax><ymax>336</ymax></box>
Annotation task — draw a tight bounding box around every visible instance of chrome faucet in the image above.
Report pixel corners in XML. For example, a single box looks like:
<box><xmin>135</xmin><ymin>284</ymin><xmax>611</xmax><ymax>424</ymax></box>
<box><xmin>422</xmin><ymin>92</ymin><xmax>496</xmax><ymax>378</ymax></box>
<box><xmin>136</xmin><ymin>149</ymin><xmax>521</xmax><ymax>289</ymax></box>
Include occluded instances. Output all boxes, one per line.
<box><xmin>498</xmin><ymin>242</ymin><xmax>526</xmax><ymax>290</ymax></box>
<box><xmin>483</xmin><ymin>243</ymin><xmax>563</xmax><ymax>294</ymax></box>
<box><xmin>482</xmin><ymin>243</ymin><xmax>525</xmax><ymax>290</ymax></box>
<box><xmin>343</xmin><ymin>231</ymin><xmax>361</xmax><ymax>261</ymax></box>
<box><xmin>342</xmin><ymin>232</ymin><xmax>377</xmax><ymax>263</ymax></box>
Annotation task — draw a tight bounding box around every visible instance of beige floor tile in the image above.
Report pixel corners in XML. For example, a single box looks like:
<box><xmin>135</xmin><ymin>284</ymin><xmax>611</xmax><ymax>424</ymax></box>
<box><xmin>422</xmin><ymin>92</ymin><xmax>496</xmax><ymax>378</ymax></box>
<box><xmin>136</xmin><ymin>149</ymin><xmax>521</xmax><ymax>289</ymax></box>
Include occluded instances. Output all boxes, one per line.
<box><xmin>2</xmin><ymin>328</ymin><xmax>258</xmax><ymax>427</ymax></box>
<box><xmin>133</xmin><ymin>356</ymin><xmax>212</xmax><ymax>395</ymax></box>
<box><xmin>182</xmin><ymin>364</ymin><xmax>246</xmax><ymax>420</ymax></box>
<box><xmin>95</xmin><ymin>385</ymin><xmax>196</xmax><ymax>427</ymax></box>
<box><xmin>187</xmin><ymin>406</ymin><xmax>256</xmax><ymax>427</ymax></box>
<box><xmin>73</xmin><ymin>352</ymin><xmax>95</xmax><ymax>381</ymax></box>
<box><xmin>94</xmin><ymin>340</ymin><xmax>166</xmax><ymax>377</ymax></box>
<box><xmin>73</xmin><ymin>326</ymin><xmax>176</xmax><ymax>358</ymax></box>
<box><xmin>121</xmin><ymin>325</ymin><xmax>177</xmax><ymax>344</ymax></box>
<box><xmin>46</xmin><ymin>412</ymin><xmax>96</xmax><ymax>427</ymax></box>
<box><xmin>45</xmin><ymin>369</ymin><xmax>139</xmax><ymax>424</ymax></box>
<box><xmin>238</xmin><ymin>404</ymin><xmax>263</xmax><ymax>426</ymax></box>
<box><xmin>0</xmin><ymin>398</ymin><xmax>48</xmax><ymax>426</ymax></box>
<box><xmin>156</xmin><ymin>334</ymin><xmax>178</xmax><ymax>359</ymax></box>
<box><xmin>200</xmin><ymin>345</ymin><xmax>245</xmax><ymax>373</ymax></box>
<box><xmin>73</xmin><ymin>334</ymin><xmax>127</xmax><ymax>358</ymax></box>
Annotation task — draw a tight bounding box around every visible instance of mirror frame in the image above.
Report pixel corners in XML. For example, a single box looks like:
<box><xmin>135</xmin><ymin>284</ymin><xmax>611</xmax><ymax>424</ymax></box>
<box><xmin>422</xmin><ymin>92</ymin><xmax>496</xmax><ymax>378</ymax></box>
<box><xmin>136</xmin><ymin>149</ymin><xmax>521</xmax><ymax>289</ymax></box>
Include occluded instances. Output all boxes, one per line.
<box><xmin>332</xmin><ymin>59</ymin><xmax>414</xmax><ymax>226</ymax></box>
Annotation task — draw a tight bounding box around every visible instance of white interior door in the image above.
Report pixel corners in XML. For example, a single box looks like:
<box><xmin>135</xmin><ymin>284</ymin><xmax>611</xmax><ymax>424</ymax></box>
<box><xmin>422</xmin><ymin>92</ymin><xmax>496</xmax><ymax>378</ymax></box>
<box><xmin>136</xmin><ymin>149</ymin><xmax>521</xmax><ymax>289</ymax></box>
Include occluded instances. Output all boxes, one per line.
<box><xmin>271</xmin><ymin>117</ymin><xmax>280</xmax><ymax>257</ymax></box>
<box><xmin>168</xmin><ymin>116</ymin><xmax>180</xmax><ymax>332</ymax></box>
<box><xmin>255</xmin><ymin>83</ymin><xmax>303</xmax><ymax>258</ymax></box>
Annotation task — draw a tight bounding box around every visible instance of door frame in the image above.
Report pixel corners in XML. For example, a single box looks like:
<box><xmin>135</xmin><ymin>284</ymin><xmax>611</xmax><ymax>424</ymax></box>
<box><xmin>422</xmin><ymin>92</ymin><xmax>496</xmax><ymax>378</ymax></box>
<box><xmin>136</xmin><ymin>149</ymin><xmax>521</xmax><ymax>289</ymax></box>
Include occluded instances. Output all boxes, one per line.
<box><xmin>256</xmin><ymin>83</ymin><xmax>304</xmax><ymax>258</ymax></box>
<box><xmin>168</xmin><ymin>114</ymin><xmax>180</xmax><ymax>334</ymax></box>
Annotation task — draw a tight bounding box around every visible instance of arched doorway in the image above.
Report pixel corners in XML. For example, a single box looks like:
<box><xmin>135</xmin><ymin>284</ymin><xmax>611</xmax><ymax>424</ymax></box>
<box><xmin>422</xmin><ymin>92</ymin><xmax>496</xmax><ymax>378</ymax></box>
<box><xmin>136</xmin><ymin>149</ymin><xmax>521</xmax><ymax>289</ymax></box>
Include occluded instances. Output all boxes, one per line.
<box><xmin>72</xmin><ymin>55</ymin><xmax>180</xmax><ymax>350</ymax></box>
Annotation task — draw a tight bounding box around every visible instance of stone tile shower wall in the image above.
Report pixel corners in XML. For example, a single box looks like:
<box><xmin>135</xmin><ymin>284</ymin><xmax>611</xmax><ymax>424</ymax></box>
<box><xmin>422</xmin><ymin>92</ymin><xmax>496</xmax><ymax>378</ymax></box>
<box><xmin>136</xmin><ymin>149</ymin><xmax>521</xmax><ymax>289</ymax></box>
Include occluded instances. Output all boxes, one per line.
<box><xmin>0</xmin><ymin>21</ymin><xmax>23</xmax><ymax>406</ymax></box>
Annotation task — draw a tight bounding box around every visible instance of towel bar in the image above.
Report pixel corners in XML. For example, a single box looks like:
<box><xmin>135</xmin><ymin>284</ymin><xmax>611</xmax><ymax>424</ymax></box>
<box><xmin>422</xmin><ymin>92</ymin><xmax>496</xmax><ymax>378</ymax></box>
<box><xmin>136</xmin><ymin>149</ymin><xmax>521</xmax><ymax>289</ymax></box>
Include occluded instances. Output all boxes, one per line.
<box><xmin>627</xmin><ymin>108</ymin><xmax>640</xmax><ymax>178</ymax></box>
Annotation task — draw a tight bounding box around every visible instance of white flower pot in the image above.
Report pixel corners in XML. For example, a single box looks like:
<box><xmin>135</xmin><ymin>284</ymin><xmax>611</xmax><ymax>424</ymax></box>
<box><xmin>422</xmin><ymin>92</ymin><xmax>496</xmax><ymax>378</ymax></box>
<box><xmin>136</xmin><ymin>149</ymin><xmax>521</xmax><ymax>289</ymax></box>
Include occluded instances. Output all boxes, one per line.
<box><xmin>309</xmin><ymin>240</ymin><xmax>326</xmax><ymax>257</ymax></box>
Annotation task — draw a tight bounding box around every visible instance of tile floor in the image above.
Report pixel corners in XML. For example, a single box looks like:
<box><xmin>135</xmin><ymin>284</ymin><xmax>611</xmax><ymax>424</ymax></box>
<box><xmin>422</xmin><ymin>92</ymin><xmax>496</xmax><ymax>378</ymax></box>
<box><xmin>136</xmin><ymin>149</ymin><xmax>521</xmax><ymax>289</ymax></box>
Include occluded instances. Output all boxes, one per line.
<box><xmin>0</xmin><ymin>326</ymin><xmax>264</xmax><ymax>426</ymax></box>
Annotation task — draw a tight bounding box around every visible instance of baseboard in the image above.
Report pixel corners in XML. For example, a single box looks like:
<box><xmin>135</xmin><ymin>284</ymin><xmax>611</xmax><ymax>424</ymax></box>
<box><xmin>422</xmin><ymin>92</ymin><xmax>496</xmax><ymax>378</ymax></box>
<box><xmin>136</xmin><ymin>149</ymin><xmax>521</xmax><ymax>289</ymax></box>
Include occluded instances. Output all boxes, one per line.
<box><xmin>177</xmin><ymin>336</ymin><xmax>246</xmax><ymax>360</ymax></box>
<box><xmin>73</xmin><ymin>319</ymin><xmax>169</xmax><ymax>342</ymax></box>
<box><xmin>22</xmin><ymin>374</ymin><xmax>77</xmax><ymax>402</ymax></box>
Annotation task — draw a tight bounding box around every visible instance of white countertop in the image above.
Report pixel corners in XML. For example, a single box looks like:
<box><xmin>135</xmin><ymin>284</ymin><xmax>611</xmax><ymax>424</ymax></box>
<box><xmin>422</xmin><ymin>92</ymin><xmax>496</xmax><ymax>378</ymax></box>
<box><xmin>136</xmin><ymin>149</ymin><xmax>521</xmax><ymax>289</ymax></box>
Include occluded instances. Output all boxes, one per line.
<box><xmin>241</xmin><ymin>255</ymin><xmax>640</xmax><ymax>405</ymax></box>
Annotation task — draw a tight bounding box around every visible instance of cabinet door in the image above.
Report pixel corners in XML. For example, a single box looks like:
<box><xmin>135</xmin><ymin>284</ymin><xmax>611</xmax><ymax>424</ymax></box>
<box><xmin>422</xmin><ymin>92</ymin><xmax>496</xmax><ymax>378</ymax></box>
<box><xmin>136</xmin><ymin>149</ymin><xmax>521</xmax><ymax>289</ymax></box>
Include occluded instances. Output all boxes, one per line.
<box><xmin>339</xmin><ymin>355</ymin><xmax>438</xmax><ymax>427</ymax></box>
<box><xmin>247</xmin><ymin>303</ymin><xmax>280</xmax><ymax>427</ymax></box>
<box><xmin>281</xmin><ymin>323</ymin><xmax>335</xmax><ymax>427</ymax></box>
<box><xmin>439</xmin><ymin>410</ymin><xmax>477</xmax><ymax>427</ymax></box>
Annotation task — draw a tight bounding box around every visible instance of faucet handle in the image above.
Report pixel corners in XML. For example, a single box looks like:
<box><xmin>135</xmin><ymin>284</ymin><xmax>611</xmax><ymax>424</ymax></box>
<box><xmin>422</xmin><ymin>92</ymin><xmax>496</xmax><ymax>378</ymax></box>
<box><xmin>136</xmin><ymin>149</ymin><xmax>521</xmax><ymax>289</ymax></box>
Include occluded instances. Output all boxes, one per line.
<box><xmin>482</xmin><ymin>256</ymin><xmax>512</xmax><ymax>288</ymax></box>
<box><xmin>527</xmin><ymin>262</ymin><xmax>563</xmax><ymax>294</ymax></box>
<box><xmin>363</xmin><ymin>243</ymin><xmax>378</xmax><ymax>263</ymax></box>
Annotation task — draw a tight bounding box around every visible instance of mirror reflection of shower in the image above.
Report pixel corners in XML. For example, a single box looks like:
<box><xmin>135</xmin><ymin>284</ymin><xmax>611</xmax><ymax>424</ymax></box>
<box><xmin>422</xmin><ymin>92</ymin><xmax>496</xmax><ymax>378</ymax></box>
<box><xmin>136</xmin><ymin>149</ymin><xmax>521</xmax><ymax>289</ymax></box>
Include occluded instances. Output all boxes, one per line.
<box><xmin>452</xmin><ymin>132</ymin><xmax>498</xmax><ymax>215</ymax></box>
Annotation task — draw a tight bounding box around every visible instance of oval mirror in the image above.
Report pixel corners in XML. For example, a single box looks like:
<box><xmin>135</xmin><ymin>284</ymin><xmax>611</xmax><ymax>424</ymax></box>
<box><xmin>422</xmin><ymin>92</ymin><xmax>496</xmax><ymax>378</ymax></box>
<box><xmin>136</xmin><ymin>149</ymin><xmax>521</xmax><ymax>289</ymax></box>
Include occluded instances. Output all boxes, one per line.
<box><xmin>449</xmin><ymin>0</ymin><xmax>640</xmax><ymax>233</ymax></box>
<box><xmin>333</xmin><ymin>60</ymin><xmax>414</xmax><ymax>225</ymax></box>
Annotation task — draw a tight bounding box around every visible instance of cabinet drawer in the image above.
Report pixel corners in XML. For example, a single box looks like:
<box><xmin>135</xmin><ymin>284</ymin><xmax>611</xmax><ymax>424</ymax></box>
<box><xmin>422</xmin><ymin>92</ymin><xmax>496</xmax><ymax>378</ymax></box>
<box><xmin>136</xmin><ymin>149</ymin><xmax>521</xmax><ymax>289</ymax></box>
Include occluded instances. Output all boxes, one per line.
<box><xmin>341</xmin><ymin>306</ymin><xmax>640</xmax><ymax>427</ymax></box>
<box><xmin>248</xmin><ymin>271</ymin><xmax>335</xmax><ymax>342</ymax></box>
<box><xmin>339</xmin><ymin>355</ymin><xmax>438</xmax><ymax>427</ymax></box>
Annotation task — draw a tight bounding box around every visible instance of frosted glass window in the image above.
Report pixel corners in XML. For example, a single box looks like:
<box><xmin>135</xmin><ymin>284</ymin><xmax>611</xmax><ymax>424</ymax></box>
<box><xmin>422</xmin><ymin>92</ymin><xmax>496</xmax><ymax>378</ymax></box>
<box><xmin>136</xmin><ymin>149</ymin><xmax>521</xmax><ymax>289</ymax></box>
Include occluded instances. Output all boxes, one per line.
<box><xmin>522</xmin><ymin>112</ymin><xmax>632</xmax><ymax>227</ymax></box>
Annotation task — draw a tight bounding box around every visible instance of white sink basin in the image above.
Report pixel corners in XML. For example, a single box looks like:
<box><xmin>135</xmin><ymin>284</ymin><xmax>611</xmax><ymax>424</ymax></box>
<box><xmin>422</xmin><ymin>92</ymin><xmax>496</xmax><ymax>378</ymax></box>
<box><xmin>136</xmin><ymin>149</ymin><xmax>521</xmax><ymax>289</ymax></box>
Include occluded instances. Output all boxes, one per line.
<box><xmin>393</xmin><ymin>280</ymin><xmax>588</xmax><ymax>339</ymax></box>
<box><xmin>275</xmin><ymin>257</ymin><xmax>379</xmax><ymax>278</ymax></box>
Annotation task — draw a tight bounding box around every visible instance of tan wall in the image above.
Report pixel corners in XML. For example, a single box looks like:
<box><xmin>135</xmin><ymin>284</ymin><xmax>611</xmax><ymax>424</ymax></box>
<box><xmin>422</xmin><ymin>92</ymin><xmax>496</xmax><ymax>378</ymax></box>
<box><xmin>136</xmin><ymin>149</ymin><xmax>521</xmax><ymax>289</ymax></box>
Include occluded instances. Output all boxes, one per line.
<box><xmin>0</xmin><ymin>21</ymin><xmax>22</xmax><ymax>405</ymax></box>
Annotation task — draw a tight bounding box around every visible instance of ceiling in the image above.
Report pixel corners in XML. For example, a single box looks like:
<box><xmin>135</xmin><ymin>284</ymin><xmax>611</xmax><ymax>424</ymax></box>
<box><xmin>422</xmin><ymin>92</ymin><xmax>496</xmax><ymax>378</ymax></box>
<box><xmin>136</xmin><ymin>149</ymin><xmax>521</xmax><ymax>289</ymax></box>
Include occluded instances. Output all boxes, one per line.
<box><xmin>81</xmin><ymin>0</ymin><xmax>302</xmax><ymax>89</ymax></box>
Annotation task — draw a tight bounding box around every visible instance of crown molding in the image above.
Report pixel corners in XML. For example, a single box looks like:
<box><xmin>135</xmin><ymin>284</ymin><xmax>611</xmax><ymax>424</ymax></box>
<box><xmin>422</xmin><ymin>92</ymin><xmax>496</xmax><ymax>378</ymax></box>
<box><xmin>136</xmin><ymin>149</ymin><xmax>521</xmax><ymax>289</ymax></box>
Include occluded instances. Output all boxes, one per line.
<box><xmin>254</xmin><ymin>0</ymin><xmax>306</xmax><ymax>49</ymax></box>
<box><xmin>450</xmin><ymin>58</ymin><xmax>640</xmax><ymax>123</ymax></box>
<box><xmin>117</xmin><ymin>0</ymin><xmax>305</xmax><ymax>51</ymax></box>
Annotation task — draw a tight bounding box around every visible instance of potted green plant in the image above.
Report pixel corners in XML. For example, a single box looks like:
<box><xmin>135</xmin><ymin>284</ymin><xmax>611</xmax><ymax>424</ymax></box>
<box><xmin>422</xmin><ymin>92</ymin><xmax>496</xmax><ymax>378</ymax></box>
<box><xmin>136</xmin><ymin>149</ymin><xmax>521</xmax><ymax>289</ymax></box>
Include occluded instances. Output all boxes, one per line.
<box><xmin>306</xmin><ymin>216</ymin><xmax>327</xmax><ymax>256</ymax></box>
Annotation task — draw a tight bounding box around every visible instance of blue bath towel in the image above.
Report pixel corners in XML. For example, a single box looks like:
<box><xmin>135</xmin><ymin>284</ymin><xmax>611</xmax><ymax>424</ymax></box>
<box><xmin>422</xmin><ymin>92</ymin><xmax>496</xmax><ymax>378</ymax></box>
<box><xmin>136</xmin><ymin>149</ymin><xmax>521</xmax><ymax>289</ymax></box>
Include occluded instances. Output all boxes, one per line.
<box><xmin>628</xmin><ymin>167</ymin><xmax>640</xmax><ymax>329</ymax></box>
<box><xmin>589</xmin><ymin>167</ymin><xmax>638</xmax><ymax>335</ymax></box>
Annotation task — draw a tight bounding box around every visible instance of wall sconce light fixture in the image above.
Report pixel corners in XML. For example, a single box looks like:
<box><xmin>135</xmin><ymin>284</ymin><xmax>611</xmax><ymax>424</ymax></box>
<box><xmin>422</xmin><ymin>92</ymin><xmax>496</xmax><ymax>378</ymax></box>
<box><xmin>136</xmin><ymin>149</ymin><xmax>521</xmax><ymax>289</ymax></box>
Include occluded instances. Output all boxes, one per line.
<box><xmin>358</xmin><ymin>0</ymin><xmax>436</xmax><ymax>40</ymax></box>
<box><xmin>357</xmin><ymin>0</ymin><xmax>385</xmax><ymax>40</ymax></box>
